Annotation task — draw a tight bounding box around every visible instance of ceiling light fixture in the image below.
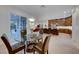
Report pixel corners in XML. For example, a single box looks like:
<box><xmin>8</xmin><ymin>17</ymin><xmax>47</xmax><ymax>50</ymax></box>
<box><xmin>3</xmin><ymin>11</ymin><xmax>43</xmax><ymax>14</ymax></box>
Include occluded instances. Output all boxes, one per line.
<box><xmin>40</xmin><ymin>5</ymin><xmax>46</xmax><ymax>8</ymax></box>
<box><xmin>29</xmin><ymin>18</ymin><xmax>35</xmax><ymax>22</ymax></box>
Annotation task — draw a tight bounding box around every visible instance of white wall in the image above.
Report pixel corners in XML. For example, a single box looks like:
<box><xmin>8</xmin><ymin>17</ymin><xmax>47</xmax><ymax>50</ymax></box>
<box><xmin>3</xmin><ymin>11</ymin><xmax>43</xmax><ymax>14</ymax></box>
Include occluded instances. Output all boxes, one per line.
<box><xmin>0</xmin><ymin>6</ymin><xmax>32</xmax><ymax>45</ymax></box>
<box><xmin>72</xmin><ymin>6</ymin><xmax>79</xmax><ymax>48</ymax></box>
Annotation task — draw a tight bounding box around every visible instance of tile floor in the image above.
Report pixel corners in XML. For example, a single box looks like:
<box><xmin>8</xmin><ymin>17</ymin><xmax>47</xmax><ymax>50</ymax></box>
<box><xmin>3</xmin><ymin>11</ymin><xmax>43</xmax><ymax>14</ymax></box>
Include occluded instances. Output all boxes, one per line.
<box><xmin>0</xmin><ymin>33</ymin><xmax>79</xmax><ymax>54</ymax></box>
<box><xmin>48</xmin><ymin>33</ymin><xmax>79</xmax><ymax>54</ymax></box>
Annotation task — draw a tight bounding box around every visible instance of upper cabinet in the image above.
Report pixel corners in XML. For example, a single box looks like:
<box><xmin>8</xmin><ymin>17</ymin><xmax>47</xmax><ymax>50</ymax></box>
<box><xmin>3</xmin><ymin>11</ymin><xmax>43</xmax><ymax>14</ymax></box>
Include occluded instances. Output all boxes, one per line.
<box><xmin>64</xmin><ymin>16</ymin><xmax>72</xmax><ymax>26</ymax></box>
<box><xmin>48</xmin><ymin>16</ymin><xmax>72</xmax><ymax>27</ymax></box>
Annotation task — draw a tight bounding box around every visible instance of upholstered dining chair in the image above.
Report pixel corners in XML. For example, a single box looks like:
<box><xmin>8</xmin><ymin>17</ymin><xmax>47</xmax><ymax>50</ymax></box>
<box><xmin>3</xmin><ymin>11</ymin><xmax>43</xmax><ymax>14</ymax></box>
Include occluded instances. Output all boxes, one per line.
<box><xmin>1</xmin><ymin>34</ymin><xmax>25</xmax><ymax>54</ymax></box>
<box><xmin>33</xmin><ymin>35</ymin><xmax>51</xmax><ymax>54</ymax></box>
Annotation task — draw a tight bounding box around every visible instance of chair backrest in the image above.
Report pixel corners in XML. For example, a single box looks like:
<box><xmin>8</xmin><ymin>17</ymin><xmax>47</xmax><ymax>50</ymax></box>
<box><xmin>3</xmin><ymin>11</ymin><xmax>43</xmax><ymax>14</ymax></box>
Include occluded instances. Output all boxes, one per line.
<box><xmin>42</xmin><ymin>35</ymin><xmax>51</xmax><ymax>53</ymax></box>
<box><xmin>1</xmin><ymin>34</ymin><xmax>12</xmax><ymax>53</ymax></box>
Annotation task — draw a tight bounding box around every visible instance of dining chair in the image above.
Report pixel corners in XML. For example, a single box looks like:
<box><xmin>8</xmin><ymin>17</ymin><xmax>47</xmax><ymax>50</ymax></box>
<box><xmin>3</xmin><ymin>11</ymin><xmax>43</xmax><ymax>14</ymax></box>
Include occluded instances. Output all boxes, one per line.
<box><xmin>33</xmin><ymin>35</ymin><xmax>51</xmax><ymax>54</ymax></box>
<box><xmin>1</xmin><ymin>34</ymin><xmax>25</xmax><ymax>54</ymax></box>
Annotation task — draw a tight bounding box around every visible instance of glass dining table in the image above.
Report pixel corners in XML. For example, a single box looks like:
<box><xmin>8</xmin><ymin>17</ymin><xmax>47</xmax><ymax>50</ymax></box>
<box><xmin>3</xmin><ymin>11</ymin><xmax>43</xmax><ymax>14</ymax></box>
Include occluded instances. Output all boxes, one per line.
<box><xmin>26</xmin><ymin>33</ymin><xmax>43</xmax><ymax>53</ymax></box>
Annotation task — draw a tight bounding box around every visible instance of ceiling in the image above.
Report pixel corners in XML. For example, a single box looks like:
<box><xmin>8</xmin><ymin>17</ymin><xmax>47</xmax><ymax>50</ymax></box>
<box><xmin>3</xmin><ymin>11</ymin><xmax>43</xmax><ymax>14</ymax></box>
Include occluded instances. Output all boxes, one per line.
<box><xmin>13</xmin><ymin>5</ymin><xmax>75</xmax><ymax>18</ymax></box>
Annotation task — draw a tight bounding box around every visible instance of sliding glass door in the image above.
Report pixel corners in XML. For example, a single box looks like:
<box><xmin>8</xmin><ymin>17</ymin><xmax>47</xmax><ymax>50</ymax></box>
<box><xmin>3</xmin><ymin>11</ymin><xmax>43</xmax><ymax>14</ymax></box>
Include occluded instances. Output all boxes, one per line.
<box><xmin>20</xmin><ymin>16</ymin><xmax>27</xmax><ymax>42</ymax></box>
<box><xmin>10</xmin><ymin>14</ymin><xmax>27</xmax><ymax>43</ymax></box>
